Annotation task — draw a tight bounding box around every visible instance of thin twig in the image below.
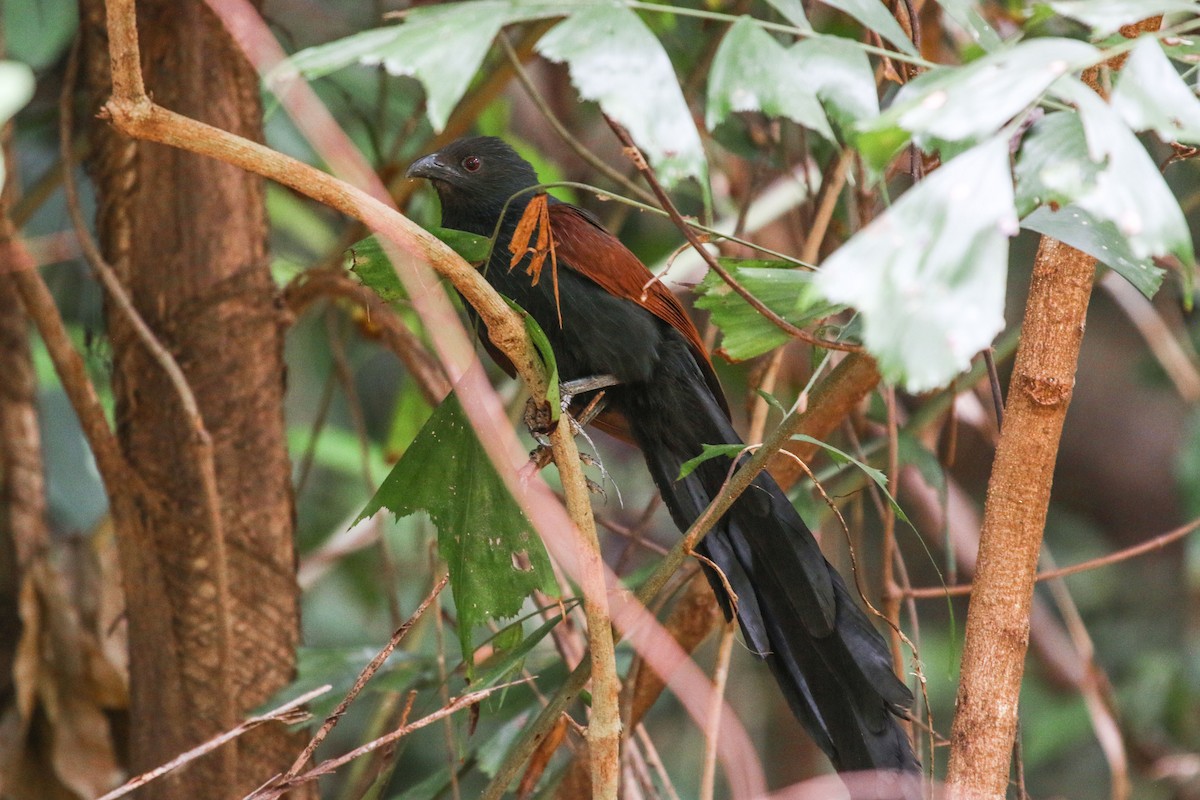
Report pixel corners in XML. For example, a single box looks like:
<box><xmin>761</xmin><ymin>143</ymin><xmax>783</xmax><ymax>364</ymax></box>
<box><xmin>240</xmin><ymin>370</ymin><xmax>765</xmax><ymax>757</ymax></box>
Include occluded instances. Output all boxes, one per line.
<box><xmin>699</xmin><ymin>622</ymin><xmax>736</xmax><ymax>800</ymax></box>
<box><xmin>95</xmin><ymin>685</ymin><xmax>331</xmax><ymax>800</ymax></box>
<box><xmin>604</xmin><ymin>118</ymin><xmax>860</xmax><ymax>353</ymax></box>
<box><xmin>905</xmin><ymin>515</ymin><xmax>1200</xmax><ymax>598</ymax></box>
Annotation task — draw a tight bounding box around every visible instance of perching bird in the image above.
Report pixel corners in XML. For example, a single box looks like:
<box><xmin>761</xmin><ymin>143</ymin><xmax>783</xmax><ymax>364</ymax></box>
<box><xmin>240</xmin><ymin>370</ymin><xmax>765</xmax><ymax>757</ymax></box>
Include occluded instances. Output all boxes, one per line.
<box><xmin>406</xmin><ymin>136</ymin><xmax>919</xmax><ymax>781</ymax></box>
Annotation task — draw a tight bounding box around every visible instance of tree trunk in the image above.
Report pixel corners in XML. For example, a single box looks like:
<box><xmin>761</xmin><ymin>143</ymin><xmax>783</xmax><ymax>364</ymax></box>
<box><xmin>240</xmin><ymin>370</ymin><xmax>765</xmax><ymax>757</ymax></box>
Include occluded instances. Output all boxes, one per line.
<box><xmin>78</xmin><ymin>0</ymin><xmax>305</xmax><ymax>795</ymax></box>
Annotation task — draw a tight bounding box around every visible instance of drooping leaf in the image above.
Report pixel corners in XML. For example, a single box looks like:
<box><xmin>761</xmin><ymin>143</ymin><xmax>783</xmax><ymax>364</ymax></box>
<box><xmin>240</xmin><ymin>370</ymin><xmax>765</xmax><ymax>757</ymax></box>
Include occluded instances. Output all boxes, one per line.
<box><xmin>815</xmin><ymin>136</ymin><xmax>1016</xmax><ymax>392</ymax></box>
<box><xmin>1013</xmin><ymin>111</ymin><xmax>1102</xmax><ymax>216</ymax></box>
<box><xmin>1053</xmin><ymin>77</ymin><xmax>1196</xmax><ymax>282</ymax></box>
<box><xmin>536</xmin><ymin>5</ymin><xmax>707</xmax><ymax>187</ymax></box>
<box><xmin>678</xmin><ymin>443</ymin><xmax>746</xmax><ymax>480</ymax></box>
<box><xmin>931</xmin><ymin>0</ymin><xmax>1003</xmax><ymax>52</ymax></box>
<box><xmin>1048</xmin><ymin>0</ymin><xmax>1200</xmax><ymax>36</ymax></box>
<box><xmin>348</xmin><ymin>229</ymin><xmax>491</xmax><ymax>302</ymax></box>
<box><xmin>790</xmin><ymin>434</ymin><xmax>912</xmax><ymax>526</ymax></box>
<box><xmin>694</xmin><ymin>260</ymin><xmax>844</xmax><ymax>362</ymax></box>
<box><xmin>0</xmin><ymin>61</ymin><xmax>34</xmax><ymax>188</ymax></box>
<box><xmin>278</xmin><ymin>1</ymin><xmax>556</xmax><ymax>131</ymax></box>
<box><xmin>818</xmin><ymin>0</ymin><xmax>919</xmax><ymax>56</ymax></box>
<box><xmin>1111</xmin><ymin>36</ymin><xmax>1200</xmax><ymax>145</ymax></box>
<box><xmin>707</xmin><ymin>17</ymin><xmax>834</xmax><ymax>140</ymax></box>
<box><xmin>358</xmin><ymin>393</ymin><xmax>558</xmax><ymax>659</ymax></box>
<box><xmin>764</xmin><ymin>0</ymin><xmax>812</xmax><ymax>29</ymax></box>
<box><xmin>856</xmin><ymin>38</ymin><xmax>1099</xmax><ymax>169</ymax></box>
<box><xmin>790</xmin><ymin>35</ymin><xmax>881</xmax><ymax>136</ymax></box>
<box><xmin>1022</xmin><ymin>206</ymin><xmax>1165</xmax><ymax>298</ymax></box>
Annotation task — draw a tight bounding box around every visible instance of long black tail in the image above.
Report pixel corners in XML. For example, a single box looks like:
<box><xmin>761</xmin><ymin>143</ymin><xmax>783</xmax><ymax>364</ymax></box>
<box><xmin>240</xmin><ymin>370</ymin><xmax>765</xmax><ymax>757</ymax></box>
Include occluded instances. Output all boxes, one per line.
<box><xmin>614</xmin><ymin>339</ymin><xmax>919</xmax><ymax>780</ymax></box>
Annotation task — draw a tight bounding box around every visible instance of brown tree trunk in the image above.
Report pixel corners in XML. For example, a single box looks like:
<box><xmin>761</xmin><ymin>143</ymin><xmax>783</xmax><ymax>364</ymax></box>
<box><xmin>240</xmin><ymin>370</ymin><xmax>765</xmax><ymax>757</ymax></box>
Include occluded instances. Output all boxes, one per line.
<box><xmin>78</xmin><ymin>0</ymin><xmax>305</xmax><ymax>795</ymax></box>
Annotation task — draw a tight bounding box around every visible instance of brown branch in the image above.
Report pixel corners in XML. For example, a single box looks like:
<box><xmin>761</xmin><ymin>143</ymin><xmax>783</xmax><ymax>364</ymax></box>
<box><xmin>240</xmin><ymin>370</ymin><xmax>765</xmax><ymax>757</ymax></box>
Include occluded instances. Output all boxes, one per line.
<box><xmin>604</xmin><ymin>117</ymin><xmax>861</xmax><ymax>353</ymax></box>
<box><xmin>945</xmin><ymin>18</ymin><xmax>1165</xmax><ymax>796</ymax></box>
<box><xmin>905</xmin><ymin>516</ymin><xmax>1200</xmax><ymax>599</ymax></box>
<box><xmin>95</xmin><ymin>685</ymin><xmax>330</xmax><ymax>800</ymax></box>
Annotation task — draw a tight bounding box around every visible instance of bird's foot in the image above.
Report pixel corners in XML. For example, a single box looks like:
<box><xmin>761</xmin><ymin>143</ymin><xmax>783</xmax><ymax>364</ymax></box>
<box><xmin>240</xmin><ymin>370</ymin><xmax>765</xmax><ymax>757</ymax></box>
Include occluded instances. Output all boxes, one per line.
<box><xmin>523</xmin><ymin>374</ymin><xmax>623</xmax><ymax>505</ymax></box>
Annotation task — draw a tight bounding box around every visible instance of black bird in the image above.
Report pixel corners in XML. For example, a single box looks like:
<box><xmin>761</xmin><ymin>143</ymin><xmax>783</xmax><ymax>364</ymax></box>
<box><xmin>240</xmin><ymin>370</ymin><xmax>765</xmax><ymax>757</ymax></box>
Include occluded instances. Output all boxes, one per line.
<box><xmin>407</xmin><ymin>136</ymin><xmax>919</xmax><ymax>783</ymax></box>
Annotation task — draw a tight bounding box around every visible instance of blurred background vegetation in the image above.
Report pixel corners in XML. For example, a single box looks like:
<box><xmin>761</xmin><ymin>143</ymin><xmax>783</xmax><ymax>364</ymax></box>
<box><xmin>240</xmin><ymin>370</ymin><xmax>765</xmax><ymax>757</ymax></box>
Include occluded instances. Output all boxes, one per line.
<box><xmin>4</xmin><ymin>0</ymin><xmax>1200</xmax><ymax>798</ymax></box>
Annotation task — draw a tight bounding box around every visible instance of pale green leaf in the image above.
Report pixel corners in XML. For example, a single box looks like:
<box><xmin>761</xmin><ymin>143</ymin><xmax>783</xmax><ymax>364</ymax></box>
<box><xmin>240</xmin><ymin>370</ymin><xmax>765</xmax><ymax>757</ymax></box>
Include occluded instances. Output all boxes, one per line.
<box><xmin>706</xmin><ymin>17</ymin><xmax>834</xmax><ymax>141</ymax></box>
<box><xmin>764</xmin><ymin>0</ymin><xmax>812</xmax><ymax>29</ymax></box>
<box><xmin>1112</xmin><ymin>36</ymin><xmax>1200</xmax><ymax>145</ymax></box>
<box><xmin>694</xmin><ymin>260</ymin><xmax>844</xmax><ymax>362</ymax></box>
<box><xmin>790</xmin><ymin>35</ymin><xmax>880</xmax><ymax>135</ymax></box>
<box><xmin>279</xmin><ymin>1</ymin><xmax>555</xmax><ymax>131</ymax></box>
<box><xmin>818</xmin><ymin>0</ymin><xmax>919</xmax><ymax>56</ymax></box>
<box><xmin>1048</xmin><ymin>0</ymin><xmax>1200</xmax><ymax>36</ymax></box>
<box><xmin>536</xmin><ymin>5</ymin><xmax>707</xmax><ymax>187</ymax></box>
<box><xmin>0</xmin><ymin>61</ymin><xmax>34</xmax><ymax>190</ymax></box>
<box><xmin>358</xmin><ymin>393</ymin><xmax>558</xmax><ymax>659</ymax></box>
<box><xmin>1023</xmin><ymin>206</ymin><xmax>1165</xmax><ymax>298</ymax></box>
<box><xmin>857</xmin><ymin>38</ymin><xmax>1098</xmax><ymax>169</ymax></box>
<box><xmin>1054</xmin><ymin>77</ymin><xmax>1196</xmax><ymax>277</ymax></box>
<box><xmin>1013</xmin><ymin>111</ymin><xmax>1101</xmax><ymax>216</ymax></box>
<box><xmin>931</xmin><ymin>0</ymin><xmax>1002</xmax><ymax>51</ymax></box>
<box><xmin>815</xmin><ymin>137</ymin><xmax>1016</xmax><ymax>392</ymax></box>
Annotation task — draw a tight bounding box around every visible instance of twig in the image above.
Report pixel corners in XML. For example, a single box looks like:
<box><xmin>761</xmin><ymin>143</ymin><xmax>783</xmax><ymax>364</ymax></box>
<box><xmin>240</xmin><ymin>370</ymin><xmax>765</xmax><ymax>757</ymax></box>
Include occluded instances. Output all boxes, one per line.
<box><xmin>603</xmin><ymin>118</ymin><xmax>860</xmax><ymax>353</ymax></box>
<box><xmin>699</xmin><ymin>622</ymin><xmax>736</xmax><ymax>800</ymax></box>
<box><xmin>96</xmin><ymin>685</ymin><xmax>330</xmax><ymax>800</ymax></box>
<box><xmin>905</xmin><ymin>515</ymin><xmax>1200</xmax><ymax>599</ymax></box>
<box><xmin>261</xmin><ymin>679</ymin><xmax>532</xmax><ymax>797</ymax></box>
<box><xmin>261</xmin><ymin>572</ymin><xmax>449</xmax><ymax>794</ymax></box>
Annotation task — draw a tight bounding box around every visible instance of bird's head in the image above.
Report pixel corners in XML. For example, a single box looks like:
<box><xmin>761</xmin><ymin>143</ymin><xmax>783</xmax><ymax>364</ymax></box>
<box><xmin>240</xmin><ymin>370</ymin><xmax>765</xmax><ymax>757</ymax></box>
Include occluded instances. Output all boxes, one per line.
<box><xmin>406</xmin><ymin>136</ymin><xmax>539</xmax><ymax>232</ymax></box>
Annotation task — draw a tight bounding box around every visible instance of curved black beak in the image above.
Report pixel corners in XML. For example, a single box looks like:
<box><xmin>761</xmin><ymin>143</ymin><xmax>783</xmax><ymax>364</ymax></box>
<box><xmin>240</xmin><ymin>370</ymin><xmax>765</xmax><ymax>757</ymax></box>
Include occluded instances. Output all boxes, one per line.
<box><xmin>405</xmin><ymin>152</ymin><xmax>452</xmax><ymax>181</ymax></box>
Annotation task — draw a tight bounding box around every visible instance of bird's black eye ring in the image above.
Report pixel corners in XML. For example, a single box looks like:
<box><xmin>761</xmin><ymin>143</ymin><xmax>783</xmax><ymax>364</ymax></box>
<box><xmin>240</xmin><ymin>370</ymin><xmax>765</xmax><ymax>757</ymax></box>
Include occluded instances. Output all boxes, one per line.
<box><xmin>462</xmin><ymin>155</ymin><xmax>482</xmax><ymax>173</ymax></box>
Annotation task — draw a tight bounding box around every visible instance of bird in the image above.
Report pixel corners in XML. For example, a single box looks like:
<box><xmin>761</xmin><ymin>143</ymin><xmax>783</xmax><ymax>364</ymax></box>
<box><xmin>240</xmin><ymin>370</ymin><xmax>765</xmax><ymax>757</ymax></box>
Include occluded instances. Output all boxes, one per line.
<box><xmin>406</xmin><ymin>136</ymin><xmax>920</xmax><ymax>784</ymax></box>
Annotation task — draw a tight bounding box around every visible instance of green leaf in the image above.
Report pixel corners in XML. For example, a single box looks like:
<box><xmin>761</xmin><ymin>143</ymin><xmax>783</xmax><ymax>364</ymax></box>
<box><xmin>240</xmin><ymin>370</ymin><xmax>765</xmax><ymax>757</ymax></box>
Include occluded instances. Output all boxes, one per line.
<box><xmin>678</xmin><ymin>443</ymin><xmax>747</xmax><ymax>480</ymax></box>
<box><xmin>278</xmin><ymin>1</ymin><xmax>554</xmax><ymax>131</ymax></box>
<box><xmin>931</xmin><ymin>0</ymin><xmax>1003</xmax><ymax>52</ymax></box>
<box><xmin>818</xmin><ymin>0</ymin><xmax>919</xmax><ymax>56</ymax></box>
<box><xmin>1111</xmin><ymin>36</ymin><xmax>1200</xmax><ymax>145</ymax></box>
<box><xmin>348</xmin><ymin>229</ymin><xmax>491</xmax><ymax>302</ymax></box>
<box><xmin>764</xmin><ymin>0</ymin><xmax>812</xmax><ymax>29</ymax></box>
<box><xmin>1022</xmin><ymin>206</ymin><xmax>1165</xmax><ymax>298</ymax></box>
<box><xmin>1</xmin><ymin>3</ymin><xmax>77</xmax><ymax>70</ymax></box>
<box><xmin>790</xmin><ymin>434</ymin><xmax>911</xmax><ymax>526</ymax></box>
<box><xmin>471</xmin><ymin>611</ymin><xmax>565</xmax><ymax>690</ymax></box>
<box><xmin>503</xmin><ymin>298</ymin><xmax>560</xmax><ymax>415</ymax></box>
<box><xmin>536</xmin><ymin>5</ymin><xmax>707</xmax><ymax>188</ymax></box>
<box><xmin>815</xmin><ymin>136</ymin><xmax>1016</xmax><ymax>392</ymax></box>
<box><xmin>1053</xmin><ymin>78</ymin><xmax>1196</xmax><ymax>282</ymax></box>
<box><xmin>358</xmin><ymin>393</ymin><xmax>558</xmax><ymax>660</ymax></box>
<box><xmin>857</xmin><ymin>38</ymin><xmax>1099</xmax><ymax>170</ymax></box>
<box><xmin>790</xmin><ymin>35</ymin><xmax>881</xmax><ymax>136</ymax></box>
<box><xmin>1047</xmin><ymin>0</ymin><xmax>1200</xmax><ymax>36</ymax></box>
<box><xmin>1013</xmin><ymin>111</ymin><xmax>1102</xmax><ymax>217</ymax></box>
<box><xmin>693</xmin><ymin>259</ymin><xmax>844</xmax><ymax>362</ymax></box>
<box><xmin>706</xmin><ymin>17</ymin><xmax>834</xmax><ymax>141</ymax></box>
<box><xmin>0</xmin><ymin>61</ymin><xmax>34</xmax><ymax>189</ymax></box>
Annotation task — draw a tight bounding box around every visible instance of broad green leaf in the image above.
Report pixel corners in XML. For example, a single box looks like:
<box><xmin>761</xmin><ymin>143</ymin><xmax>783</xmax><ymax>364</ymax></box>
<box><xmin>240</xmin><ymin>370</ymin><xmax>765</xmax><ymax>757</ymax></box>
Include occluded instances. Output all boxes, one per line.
<box><xmin>0</xmin><ymin>61</ymin><xmax>34</xmax><ymax>189</ymax></box>
<box><xmin>932</xmin><ymin>0</ymin><xmax>1003</xmax><ymax>51</ymax></box>
<box><xmin>857</xmin><ymin>38</ymin><xmax>1099</xmax><ymax>169</ymax></box>
<box><xmin>1048</xmin><ymin>0</ymin><xmax>1200</xmax><ymax>36</ymax></box>
<box><xmin>1013</xmin><ymin>111</ymin><xmax>1102</xmax><ymax>216</ymax></box>
<box><xmin>790</xmin><ymin>35</ymin><xmax>880</xmax><ymax>135</ymax></box>
<box><xmin>1054</xmin><ymin>78</ymin><xmax>1196</xmax><ymax>280</ymax></box>
<box><xmin>818</xmin><ymin>0</ymin><xmax>919</xmax><ymax>56</ymax></box>
<box><xmin>536</xmin><ymin>5</ymin><xmax>707</xmax><ymax>187</ymax></box>
<box><xmin>678</xmin><ymin>443</ymin><xmax>746</xmax><ymax>480</ymax></box>
<box><xmin>765</xmin><ymin>0</ymin><xmax>812</xmax><ymax>29</ymax></box>
<box><xmin>706</xmin><ymin>17</ymin><xmax>834</xmax><ymax>141</ymax></box>
<box><xmin>694</xmin><ymin>259</ymin><xmax>844</xmax><ymax>362</ymax></box>
<box><xmin>1112</xmin><ymin>37</ymin><xmax>1200</xmax><ymax>145</ymax></box>
<box><xmin>815</xmin><ymin>136</ymin><xmax>1016</xmax><ymax>392</ymax></box>
<box><xmin>358</xmin><ymin>393</ymin><xmax>558</xmax><ymax>660</ymax></box>
<box><xmin>1022</xmin><ymin>206</ymin><xmax>1165</xmax><ymax>298</ymax></box>
<box><xmin>348</xmin><ymin>229</ymin><xmax>491</xmax><ymax>302</ymax></box>
<box><xmin>790</xmin><ymin>434</ymin><xmax>912</xmax><ymax>525</ymax></box>
<box><xmin>279</xmin><ymin>1</ymin><xmax>554</xmax><ymax>131</ymax></box>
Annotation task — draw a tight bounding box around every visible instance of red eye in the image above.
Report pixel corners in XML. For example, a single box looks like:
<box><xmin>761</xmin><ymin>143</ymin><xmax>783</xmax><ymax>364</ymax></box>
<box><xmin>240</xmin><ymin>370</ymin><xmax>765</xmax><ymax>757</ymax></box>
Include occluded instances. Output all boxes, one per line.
<box><xmin>462</xmin><ymin>155</ymin><xmax>481</xmax><ymax>173</ymax></box>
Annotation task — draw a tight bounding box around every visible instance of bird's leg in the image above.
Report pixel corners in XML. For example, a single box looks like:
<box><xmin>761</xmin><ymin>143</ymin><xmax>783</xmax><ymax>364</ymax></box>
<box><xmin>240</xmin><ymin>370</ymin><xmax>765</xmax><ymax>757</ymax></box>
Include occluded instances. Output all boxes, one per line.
<box><xmin>524</xmin><ymin>374</ymin><xmax>623</xmax><ymax>504</ymax></box>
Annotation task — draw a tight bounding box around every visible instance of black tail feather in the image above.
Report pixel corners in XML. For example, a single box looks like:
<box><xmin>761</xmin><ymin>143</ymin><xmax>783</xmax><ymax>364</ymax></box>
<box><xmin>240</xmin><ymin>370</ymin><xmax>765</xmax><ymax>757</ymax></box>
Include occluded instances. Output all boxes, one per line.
<box><xmin>614</xmin><ymin>338</ymin><xmax>920</xmax><ymax>781</ymax></box>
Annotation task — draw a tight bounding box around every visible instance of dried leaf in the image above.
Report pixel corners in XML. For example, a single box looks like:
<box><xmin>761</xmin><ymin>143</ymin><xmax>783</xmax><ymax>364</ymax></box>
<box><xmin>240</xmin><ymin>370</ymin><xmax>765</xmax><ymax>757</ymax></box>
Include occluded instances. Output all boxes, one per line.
<box><xmin>507</xmin><ymin>195</ymin><xmax>562</xmax><ymax>326</ymax></box>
